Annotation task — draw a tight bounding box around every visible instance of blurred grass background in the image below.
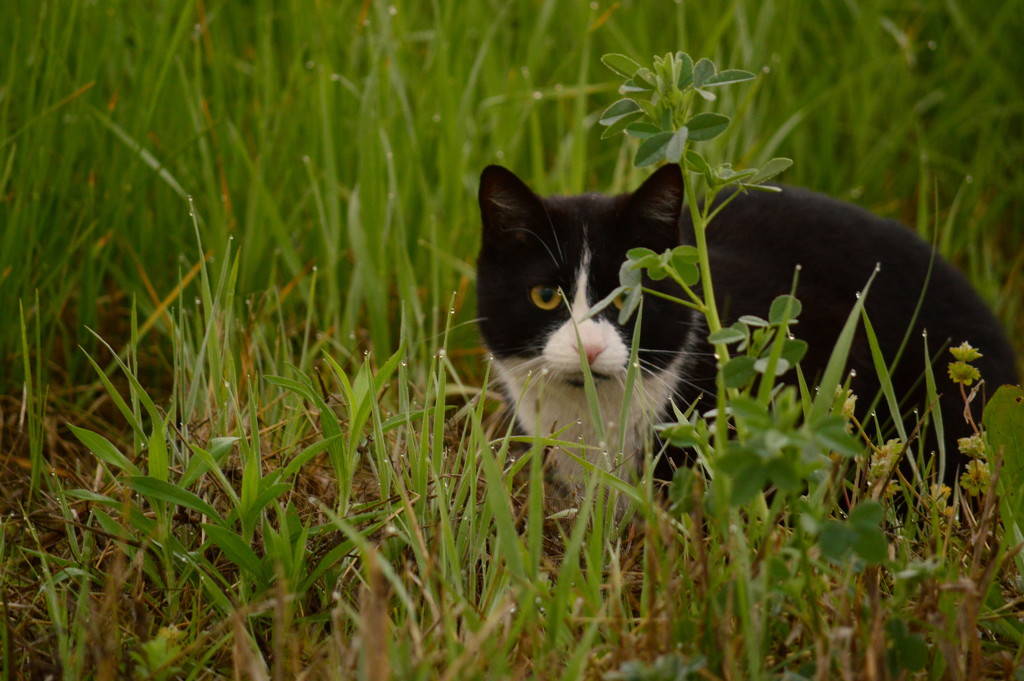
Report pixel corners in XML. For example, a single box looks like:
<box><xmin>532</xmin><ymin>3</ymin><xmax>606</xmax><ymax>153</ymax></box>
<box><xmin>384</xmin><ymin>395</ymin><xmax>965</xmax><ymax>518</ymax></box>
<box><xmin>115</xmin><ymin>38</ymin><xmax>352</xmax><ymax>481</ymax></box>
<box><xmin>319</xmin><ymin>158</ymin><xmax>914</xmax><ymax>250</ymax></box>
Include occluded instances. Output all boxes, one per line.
<box><xmin>3</xmin><ymin>1</ymin><xmax>1024</xmax><ymax>677</ymax></box>
<box><xmin>2</xmin><ymin>0</ymin><xmax>1021</xmax><ymax>402</ymax></box>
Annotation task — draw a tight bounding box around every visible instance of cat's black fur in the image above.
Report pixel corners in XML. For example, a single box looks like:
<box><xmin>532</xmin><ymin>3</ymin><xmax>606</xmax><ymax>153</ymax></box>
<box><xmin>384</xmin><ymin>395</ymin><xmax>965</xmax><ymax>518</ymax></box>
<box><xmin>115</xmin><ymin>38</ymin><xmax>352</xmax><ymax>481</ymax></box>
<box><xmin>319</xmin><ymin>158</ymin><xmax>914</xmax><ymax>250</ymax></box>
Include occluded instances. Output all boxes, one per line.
<box><xmin>476</xmin><ymin>163</ymin><xmax>1018</xmax><ymax>486</ymax></box>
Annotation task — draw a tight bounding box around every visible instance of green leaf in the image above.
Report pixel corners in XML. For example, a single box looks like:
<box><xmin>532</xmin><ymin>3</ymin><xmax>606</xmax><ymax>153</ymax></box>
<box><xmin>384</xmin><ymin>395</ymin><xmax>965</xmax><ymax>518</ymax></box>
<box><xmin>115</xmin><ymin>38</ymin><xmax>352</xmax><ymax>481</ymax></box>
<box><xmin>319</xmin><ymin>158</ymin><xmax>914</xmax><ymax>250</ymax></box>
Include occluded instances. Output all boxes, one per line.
<box><xmin>985</xmin><ymin>386</ymin><xmax>1024</xmax><ymax>526</ymax></box>
<box><xmin>848</xmin><ymin>500</ymin><xmax>884</xmax><ymax>528</ymax></box>
<box><xmin>713</xmin><ymin>165</ymin><xmax>758</xmax><ymax>183</ymax></box>
<box><xmin>675</xmin><ymin>52</ymin><xmax>694</xmax><ymax>89</ymax></box>
<box><xmin>670</xmin><ymin>245</ymin><xmax>699</xmax><ymax>263</ymax></box>
<box><xmin>781</xmin><ymin>338</ymin><xmax>809</xmax><ymax>365</ymax></box>
<box><xmin>685</xmin><ymin>150</ymin><xmax>712</xmax><ymax>182</ymax></box>
<box><xmin>769</xmin><ymin>294</ymin><xmax>802</xmax><ymax>324</ymax></box>
<box><xmin>723</xmin><ymin>356</ymin><xmax>757</xmax><ymax>389</ymax></box>
<box><xmin>623</xmin><ymin>122</ymin><xmax>662</xmax><ymax>139</ymax></box>
<box><xmin>69</xmin><ymin>425</ymin><xmax>140</xmax><ymax>476</ymax></box>
<box><xmin>601</xmin><ymin>53</ymin><xmax>641</xmax><ymax>79</ymax></box>
<box><xmin>707</xmin><ymin>328</ymin><xmax>746</xmax><ymax>344</ymax></box>
<box><xmin>702</xmin><ymin>69</ymin><xmax>756</xmax><ymax>87</ymax></box>
<box><xmin>634</xmin><ymin>131</ymin><xmax>673</xmax><ymax>167</ymax></box>
<box><xmin>738</xmin><ymin>314</ymin><xmax>769</xmax><ymax>327</ymax></box>
<box><xmin>729</xmin><ymin>396</ymin><xmax>772</xmax><ymax>428</ymax></box>
<box><xmin>588</xmin><ymin>285</ymin><xmax>627</xmax><ymax>319</ymax></box>
<box><xmin>685</xmin><ymin>112</ymin><xmax>730</xmax><ymax>141</ymax></box>
<box><xmin>599</xmin><ymin>99</ymin><xmax>641</xmax><ymax>127</ymax></box>
<box><xmin>886</xmin><ymin>619</ymin><xmax>928</xmax><ymax>672</ymax></box>
<box><xmin>754</xmin><ymin>356</ymin><xmax>790</xmax><ymax>376</ymax></box>
<box><xmin>202</xmin><ymin>523</ymin><xmax>265</xmax><ymax>578</ymax></box>
<box><xmin>819</xmin><ymin>523</ymin><xmax>858</xmax><ymax>562</ymax></box>
<box><xmin>664</xmin><ymin>127</ymin><xmax>689</xmax><ymax>163</ymax></box>
<box><xmin>601</xmin><ymin>110</ymin><xmax>643</xmax><ymax>139</ymax></box>
<box><xmin>852</xmin><ymin>525</ymin><xmax>888</xmax><ymax>564</ymax></box>
<box><xmin>634</xmin><ymin>67</ymin><xmax>657</xmax><ymax>88</ymax></box>
<box><xmin>626</xmin><ymin>247</ymin><xmax>657</xmax><ymax>261</ymax></box>
<box><xmin>620</xmin><ymin>78</ymin><xmax>653</xmax><ymax>94</ymax></box>
<box><xmin>619</xmin><ymin>258</ymin><xmax>643</xmax><ymax>289</ymax></box>
<box><xmin>813</xmin><ymin>415</ymin><xmax>862</xmax><ymax>456</ymax></box>
<box><xmin>749</xmin><ymin>157</ymin><xmax>794</xmax><ymax>185</ymax></box>
<box><xmin>658</xmin><ymin>422</ymin><xmax>700</xmax><ymax>448</ymax></box>
<box><xmin>127</xmin><ymin>476</ymin><xmax>222</xmax><ymax>521</ymax></box>
<box><xmin>692</xmin><ymin>58</ymin><xmax>716</xmax><ymax>88</ymax></box>
<box><xmin>820</xmin><ymin>500</ymin><xmax>888</xmax><ymax>565</ymax></box>
<box><xmin>730</xmin><ymin>462</ymin><xmax>768</xmax><ymax>506</ymax></box>
<box><xmin>618</xmin><ymin>285</ymin><xmax>643</xmax><ymax>325</ymax></box>
<box><xmin>668</xmin><ymin>466</ymin><xmax>697</xmax><ymax>515</ymax></box>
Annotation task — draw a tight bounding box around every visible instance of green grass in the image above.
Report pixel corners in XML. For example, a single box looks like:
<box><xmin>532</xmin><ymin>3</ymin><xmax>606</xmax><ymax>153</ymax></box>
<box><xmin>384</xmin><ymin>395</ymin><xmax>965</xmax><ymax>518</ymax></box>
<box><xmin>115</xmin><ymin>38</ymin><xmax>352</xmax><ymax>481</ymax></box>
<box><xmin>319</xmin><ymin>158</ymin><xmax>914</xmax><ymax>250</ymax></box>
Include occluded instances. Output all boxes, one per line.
<box><xmin>2</xmin><ymin>0</ymin><xmax>1023</xmax><ymax>678</ymax></box>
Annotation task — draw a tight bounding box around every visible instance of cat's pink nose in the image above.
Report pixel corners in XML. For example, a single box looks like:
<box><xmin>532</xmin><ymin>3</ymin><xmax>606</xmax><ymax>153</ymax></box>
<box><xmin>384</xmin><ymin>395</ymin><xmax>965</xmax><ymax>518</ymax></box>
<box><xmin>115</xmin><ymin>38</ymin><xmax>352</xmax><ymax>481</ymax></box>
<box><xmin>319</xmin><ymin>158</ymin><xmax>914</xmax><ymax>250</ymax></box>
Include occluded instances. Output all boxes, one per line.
<box><xmin>583</xmin><ymin>343</ymin><xmax>603</xmax><ymax>365</ymax></box>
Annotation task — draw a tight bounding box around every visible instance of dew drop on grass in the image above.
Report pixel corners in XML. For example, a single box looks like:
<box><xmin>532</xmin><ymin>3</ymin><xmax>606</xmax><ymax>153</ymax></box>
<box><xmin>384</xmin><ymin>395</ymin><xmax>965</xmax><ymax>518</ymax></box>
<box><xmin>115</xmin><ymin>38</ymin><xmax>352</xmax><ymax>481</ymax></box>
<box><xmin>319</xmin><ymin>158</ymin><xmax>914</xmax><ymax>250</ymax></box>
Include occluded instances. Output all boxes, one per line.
<box><xmin>387</xmin><ymin>5</ymin><xmax>397</xmax><ymax>15</ymax></box>
<box><xmin>437</xmin><ymin>348</ymin><xmax>446</xmax><ymax>359</ymax></box>
<box><xmin>849</xmin><ymin>369</ymin><xmax>857</xmax><ymax>378</ymax></box>
<box><xmin>540</xmin><ymin>367</ymin><xmax>549</xmax><ymax>376</ymax></box>
<box><xmin>532</xmin><ymin>91</ymin><xmax>543</xmax><ymax>100</ymax></box>
<box><xmin>400</xmin><ymin>360</ymin><xmax>407</xmax><ymax>367</ymax></box>
<box><xmin>576</xmin><ymin>418</ymin><xmax>583</xmax><ymax>425</ymax></box>
<box><xmin>795</xmin><ymin>263</ymin><xmax>803</xmax><ymax>271</ymax></box>
<box><xmin>330</xmin><ymin>73</ymin><xmax>341</xmax><ymax>82</ymax></box>
<box><xmin>450</xmin><ymin>307</ymin><xmax>456</xmax><ymax>315</ymax></box>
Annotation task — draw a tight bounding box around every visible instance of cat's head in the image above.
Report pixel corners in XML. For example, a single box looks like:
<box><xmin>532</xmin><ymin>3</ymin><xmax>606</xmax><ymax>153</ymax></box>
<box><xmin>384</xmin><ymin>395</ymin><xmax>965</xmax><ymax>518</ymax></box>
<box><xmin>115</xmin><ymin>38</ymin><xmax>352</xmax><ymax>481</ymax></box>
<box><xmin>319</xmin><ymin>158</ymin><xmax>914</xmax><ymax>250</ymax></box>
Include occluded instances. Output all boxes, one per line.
<box><xmin>475</xmin><ymin>164</ymin><xmax>693</xmax><ymax>389</ymax></box>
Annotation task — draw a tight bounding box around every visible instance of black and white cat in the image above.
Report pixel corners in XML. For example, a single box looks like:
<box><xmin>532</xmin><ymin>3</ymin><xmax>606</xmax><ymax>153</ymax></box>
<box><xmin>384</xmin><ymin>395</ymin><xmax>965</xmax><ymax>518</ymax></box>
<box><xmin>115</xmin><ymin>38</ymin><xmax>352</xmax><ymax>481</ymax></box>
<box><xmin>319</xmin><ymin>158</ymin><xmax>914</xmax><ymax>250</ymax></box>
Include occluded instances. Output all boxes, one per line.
<box><xmin>476</xmin><ymin>163</ymin><xmax>1018</xmax><ymax>490</ymax></box>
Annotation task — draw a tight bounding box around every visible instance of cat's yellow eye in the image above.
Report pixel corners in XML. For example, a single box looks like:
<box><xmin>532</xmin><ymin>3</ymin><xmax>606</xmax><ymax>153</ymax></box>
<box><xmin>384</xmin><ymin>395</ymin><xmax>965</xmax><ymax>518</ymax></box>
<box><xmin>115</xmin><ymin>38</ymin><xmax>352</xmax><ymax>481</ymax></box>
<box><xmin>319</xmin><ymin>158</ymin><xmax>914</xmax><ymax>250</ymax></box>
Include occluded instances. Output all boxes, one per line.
<box><xmin>529</xmin><ymin>285</ymin><xmax>562</xmax><ymax>310</ymax></box>
<box><xmin>611</xmin><ymin>292</ymin><xmax>626</xmax><ymax>310</ymax></box>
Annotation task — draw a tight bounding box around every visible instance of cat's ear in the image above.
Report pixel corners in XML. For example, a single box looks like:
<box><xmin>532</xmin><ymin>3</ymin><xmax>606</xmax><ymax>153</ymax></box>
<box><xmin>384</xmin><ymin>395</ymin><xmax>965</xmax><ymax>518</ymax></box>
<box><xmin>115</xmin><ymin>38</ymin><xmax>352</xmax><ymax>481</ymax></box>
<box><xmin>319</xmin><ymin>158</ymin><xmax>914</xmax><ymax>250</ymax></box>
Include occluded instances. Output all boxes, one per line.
<box><xmin>620</xmin><ymin>163</ymin><xmax>683</xmax><ymax>248</ymax></box>
<box><xmin>479</xmin><ymin>165</ymin><xmax>547</xmax><ymax>248</ymax></box>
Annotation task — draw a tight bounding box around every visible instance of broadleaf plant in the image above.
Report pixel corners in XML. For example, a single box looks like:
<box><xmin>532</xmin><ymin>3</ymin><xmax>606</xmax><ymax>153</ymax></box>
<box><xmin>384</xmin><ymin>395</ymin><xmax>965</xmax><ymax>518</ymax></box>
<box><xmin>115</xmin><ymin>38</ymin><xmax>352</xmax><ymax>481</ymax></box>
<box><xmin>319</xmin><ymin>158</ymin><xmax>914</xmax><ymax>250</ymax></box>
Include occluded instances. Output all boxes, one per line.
<box><xmin>595</xmin><ymin>52</ymin><xmax>862</xmax><ymax>530</ymax></box>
